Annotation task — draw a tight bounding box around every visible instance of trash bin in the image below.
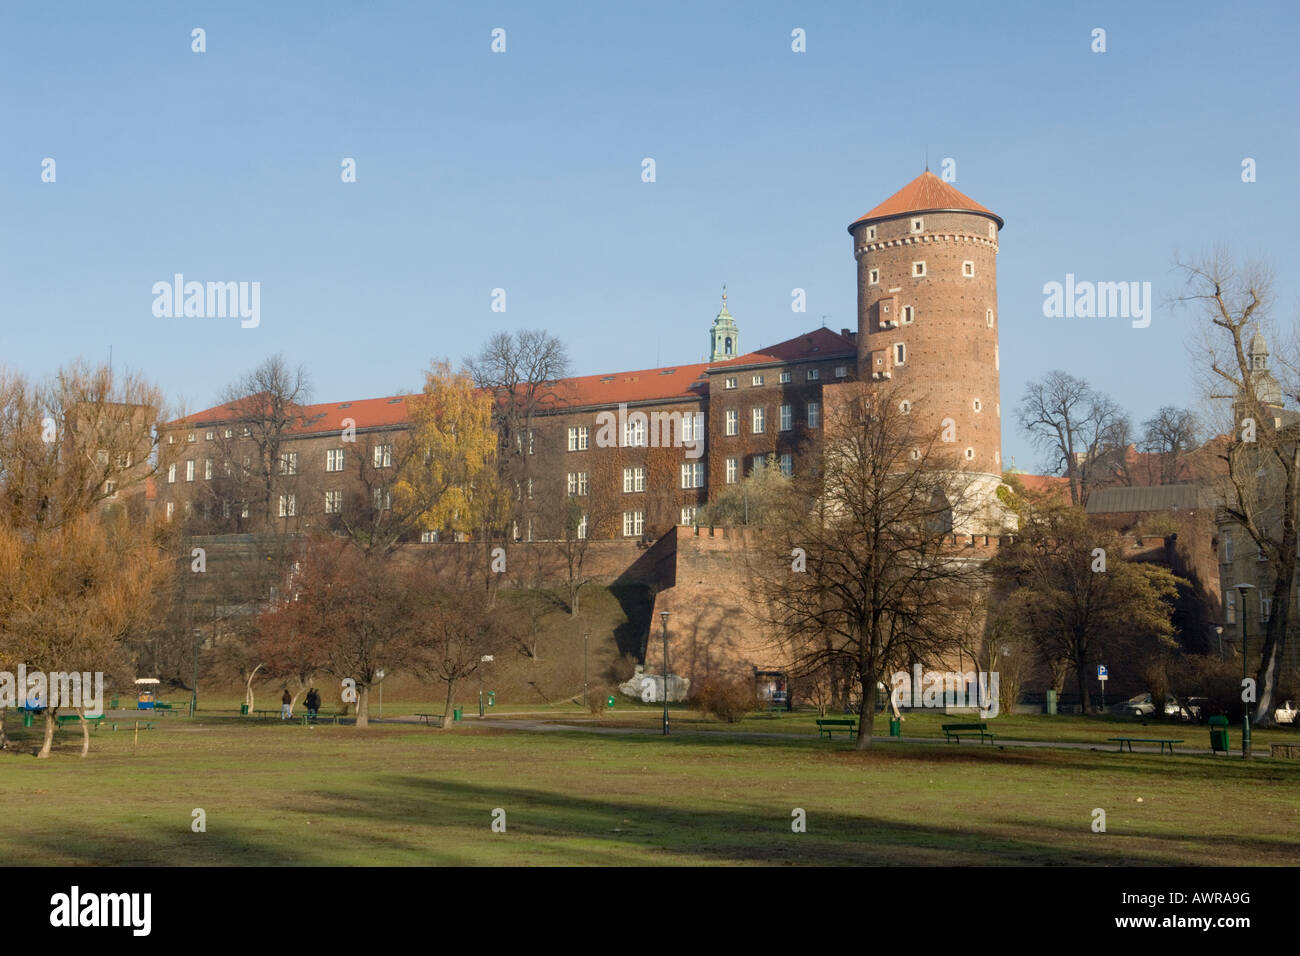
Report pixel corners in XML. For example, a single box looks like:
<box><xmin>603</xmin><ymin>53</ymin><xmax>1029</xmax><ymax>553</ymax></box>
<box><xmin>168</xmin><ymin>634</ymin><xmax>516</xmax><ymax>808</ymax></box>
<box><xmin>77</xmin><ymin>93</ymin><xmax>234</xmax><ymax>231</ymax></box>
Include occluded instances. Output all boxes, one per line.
<box><xmin>607</xmin><ymin>695</ymin><xmax>615</xmax><ymax>708</ymax></box>
<box><xmin>889</xmin><ymin>717</ymin><xmax>902</xmax><ymax>737</ymax></box>
<box><xmin>1045</xmin><ymin>690</ymin><xmax>1058</xmax><ymax>715</ymax></box>
<box><xmin>1209</xmin><ymin>715</ymin><xmax>1230</xmax><ymax>754</ymax></box>
<box><xmin>22</xmin><ymin>711</ymin><xmax>33</xmax><ymax>728</ymax></box>
<box><xmin>453</xmin><ymin>707</ymin><xmax>462</xmax><ymax>722</ymax></box>
<box><xmin>487</xmin><ymin>691</ymin><xmax>495</xmax><ymax>707</ymax></box>
<box><xmin>110</xmin><ymin>697</ymin><xmax>119</xmax><ymax>710</ymax></box>
<box><xmin>240</xmin><ymin>703</ymin><xmax>249</xmax><ymax>716</ymax></box>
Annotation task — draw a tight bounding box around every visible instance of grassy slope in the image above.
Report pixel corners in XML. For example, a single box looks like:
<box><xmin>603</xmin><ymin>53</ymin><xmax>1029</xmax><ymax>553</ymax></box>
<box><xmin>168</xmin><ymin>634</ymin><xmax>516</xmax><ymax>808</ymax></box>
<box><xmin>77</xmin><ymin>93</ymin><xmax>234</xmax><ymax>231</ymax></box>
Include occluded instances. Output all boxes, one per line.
<box><xmin>2</xmin><ymin>716</ymin><xmax>1297</xmax><ymax>866</ymax></box>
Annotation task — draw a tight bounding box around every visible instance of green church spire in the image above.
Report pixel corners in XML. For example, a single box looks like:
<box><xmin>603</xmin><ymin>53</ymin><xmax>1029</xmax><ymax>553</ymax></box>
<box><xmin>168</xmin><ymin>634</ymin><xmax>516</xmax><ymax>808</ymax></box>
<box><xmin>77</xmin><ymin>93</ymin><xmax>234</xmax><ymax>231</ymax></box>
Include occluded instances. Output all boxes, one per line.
<box><xmin>709</xmin><ymin>286</ymin><xmax>739</xmax><ymax>362</ymax></box>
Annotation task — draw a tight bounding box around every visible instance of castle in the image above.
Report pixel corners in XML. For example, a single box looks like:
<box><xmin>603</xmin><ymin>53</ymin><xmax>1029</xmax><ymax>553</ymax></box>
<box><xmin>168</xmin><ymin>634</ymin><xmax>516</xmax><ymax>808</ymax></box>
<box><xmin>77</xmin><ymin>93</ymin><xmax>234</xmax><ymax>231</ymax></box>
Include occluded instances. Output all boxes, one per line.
<box><xmin>156</xmin><ymin>171</ymin><xmax>1009</xmax><ymax>540</ymax></box>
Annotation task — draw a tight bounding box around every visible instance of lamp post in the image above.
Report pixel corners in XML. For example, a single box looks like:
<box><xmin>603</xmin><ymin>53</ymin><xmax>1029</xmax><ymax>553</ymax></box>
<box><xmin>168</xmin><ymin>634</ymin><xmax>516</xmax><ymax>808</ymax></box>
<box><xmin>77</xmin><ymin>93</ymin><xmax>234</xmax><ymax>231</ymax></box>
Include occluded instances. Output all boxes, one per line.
<box><xmin>583</xmin><ymin>630</ymin><xmax>589</xmax><ymax>710</ymax></box>
<box><xmin>660</xmin><ymin>611</ymin><xmax>670</xmax><ymax>736</ymax></box>
<box><xmin>1234</xmin><ymin>583</ymin><xmax>1254</xmax><ymax>759</ymax></box>
<box><xmin>1215</xmin><ymin>625</ymin><xmax>1223</xmax><ymax>660</ymax></box>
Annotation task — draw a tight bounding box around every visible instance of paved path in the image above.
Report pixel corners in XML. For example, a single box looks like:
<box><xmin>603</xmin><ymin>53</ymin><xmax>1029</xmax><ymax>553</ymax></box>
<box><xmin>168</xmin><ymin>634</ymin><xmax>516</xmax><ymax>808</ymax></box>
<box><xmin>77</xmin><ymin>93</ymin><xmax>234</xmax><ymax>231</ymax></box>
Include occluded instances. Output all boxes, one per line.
<box><xmin>387</xmin><ymin>714</ymin><xmax>1250</xmax><ymax>758</ymax></box>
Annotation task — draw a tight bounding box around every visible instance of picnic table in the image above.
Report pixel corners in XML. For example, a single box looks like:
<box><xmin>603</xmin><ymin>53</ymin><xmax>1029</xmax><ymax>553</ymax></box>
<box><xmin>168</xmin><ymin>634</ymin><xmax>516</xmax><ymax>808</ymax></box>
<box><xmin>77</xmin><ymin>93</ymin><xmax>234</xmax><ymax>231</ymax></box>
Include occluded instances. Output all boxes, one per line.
<box><xmin>414</xmin><ymin>713</ymin><xmax>446</xmax><ymax>728</ymax></box>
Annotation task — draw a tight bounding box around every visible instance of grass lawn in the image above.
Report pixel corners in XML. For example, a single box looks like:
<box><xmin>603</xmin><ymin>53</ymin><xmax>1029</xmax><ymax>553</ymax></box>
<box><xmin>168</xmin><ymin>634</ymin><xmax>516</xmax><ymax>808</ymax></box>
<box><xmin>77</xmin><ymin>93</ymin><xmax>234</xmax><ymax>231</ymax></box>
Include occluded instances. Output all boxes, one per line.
<box><xmin>2</xmin><ymin>715</ymin><xmax>1297</xmax><ymax>866</ymax></box>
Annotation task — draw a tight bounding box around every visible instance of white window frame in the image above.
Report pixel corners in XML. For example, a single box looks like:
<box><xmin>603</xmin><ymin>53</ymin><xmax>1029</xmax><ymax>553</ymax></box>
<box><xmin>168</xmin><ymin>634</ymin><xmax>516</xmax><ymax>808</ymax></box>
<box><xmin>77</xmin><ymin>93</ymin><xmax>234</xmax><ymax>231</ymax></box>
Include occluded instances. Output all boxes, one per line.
<box><xmin>902</xmin><ymin>305</ymin><xmax>915</xmax><ymax>325</ymax></box>
<box><xmin>725</xmin><ymin>377</ymin><xmax>737</xmax><ymax>390</ymax></box>
<box><xmin>752</xmin><ymin>407</ymin><xmax>766</xmax><ymax>434</ymax></box>
<box><xmin>325</xmin><ymin>490</ymin><xmax>342</xmax><ymax>514</ymax></box>
<box><xmin>327</xmin><ymin>448</ymin><xmax>344</xmax><ymax>472</ymax></box>
<box><xmin>726</xmin><ymin>457</ymin><xmax>739</xmax><ymax>484</ymax></box>
<box><xmin>185</xmin><ymin>460</ymin><xmax>195</xmax><ymax>482</ymax></box>
<box><xmin>894</xmin><ymin>343</ymin><xmax>907</xmax><ymax>366</ymax></box>
<box><xmin>681</xmin><ymin>462</ymin><xmax>704</xmax><ymax>489</ymax></box>
<box><xmin>869</xmin><ymin>268</ymin><xmax>880</xmax><ymax>285</ymax></box>
<box><xmin>779</xmin><ymin>454</ymin><xmax>793</xmax><ymax>477</ymax></box>
<box><xmin>622</xmin><ymin>510</ymin><xmax>644</xmax><ymax>537</ymax></box>
<box><xmin>910</xmin><ymin>218</ymin><xmax>923</xmax><ymax>233</ymax></box>
<box><xmin>624</xmin><ymin>418</ymin><xmax>647</xmax><ymax>447</ymax></box>
<box><xmin>373</xmin><ymin>444</ymin><xmax>392</xmax><ymax>468</ymax></box>
<box><xmin>962</xmin><ymin>260</ymin><xmax>975</xmax><ymax>277</ymax></box>
<box><xmin>568</xmin><ymin>426</ymin><xmax>590</xmax><ymax>451</ymax></box>
<box><xmin>725</xmin><ymin>409</ymin><xmax>739</xmax><ymax>436</ymax></box>
<box><xmin>752</xmin><ymin>374</ymin><xmax>764</xmax><ymax>387</ymax></box>
<box><xmin>279</xmin><ymin>494</ymin><xmax>296</xmax><ymax>518</ymax></box>
<box><xmin>623</xmin><ymin>467</ymin><xmax>645</xmax><ymax>493</ymax></box>
<box><xmin>780</xmin><ymin>404</ymin><xmax>792</xmax><ymax>431</ymax></box>
<box><xmin>779</xmin><ymin>371</ymin><xmax>791</xmax><ymax>384</ymax></box>
<box><xmin>279</xmin><ymin>451</ymin><xmax>298</xmax><ymax>476</ymax></box>
<box><xmin>912</xmin><ymin>261</ymin><xmax>926</xmax><ymax>277</ymax></box>
<box><xmin>807</xmin><ymin>402</ymin><xmax>821</xmax><ymax>428</ymax></box>
<box><xmin>167</xmin><ymin>463</ymin><xmax>176</xmax><ymax>484</ymax></box>
<box><xmin>204</xmin><ymin>459</ymin><xmax>213</xmax><ymax>480</ymax></box>
<box><xmin>807</xmin><ymin>368</ymin><xmax>820</xmax><ymax>381</ymax></box>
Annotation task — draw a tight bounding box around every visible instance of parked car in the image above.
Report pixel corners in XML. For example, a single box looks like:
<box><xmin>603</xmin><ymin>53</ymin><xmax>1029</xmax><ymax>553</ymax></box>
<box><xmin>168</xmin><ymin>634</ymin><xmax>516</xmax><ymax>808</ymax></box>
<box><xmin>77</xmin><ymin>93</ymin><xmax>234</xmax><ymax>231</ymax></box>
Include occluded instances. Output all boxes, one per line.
<box><xmin>1114</xmin><ymin>693</ymin><xmax>1189</xmax><ymax>718</ymax></box>
<box><xmin>1275</xmin><ymin>700</ymin><xmax>1298</xmax><ymax>725</ymax></box>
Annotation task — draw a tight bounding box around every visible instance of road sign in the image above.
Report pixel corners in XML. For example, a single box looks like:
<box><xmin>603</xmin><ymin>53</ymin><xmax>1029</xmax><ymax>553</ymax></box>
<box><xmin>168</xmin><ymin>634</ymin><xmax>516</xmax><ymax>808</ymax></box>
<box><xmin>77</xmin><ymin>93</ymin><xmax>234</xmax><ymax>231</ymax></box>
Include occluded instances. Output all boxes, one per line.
<box><xmin>1097</xmin><ymin>665</ymin><xmax>1108</xmax><ymax>681</ymax></box>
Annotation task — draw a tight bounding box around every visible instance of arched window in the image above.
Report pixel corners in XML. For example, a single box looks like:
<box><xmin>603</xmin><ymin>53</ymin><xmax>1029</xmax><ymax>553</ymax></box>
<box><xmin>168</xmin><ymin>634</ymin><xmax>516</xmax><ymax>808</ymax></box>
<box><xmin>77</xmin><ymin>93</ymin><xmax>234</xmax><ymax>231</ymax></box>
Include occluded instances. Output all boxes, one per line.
<box><xmin>725</xmin><ymin>337</ymin><xmax>733</xmax><ymax>355</ymax></box>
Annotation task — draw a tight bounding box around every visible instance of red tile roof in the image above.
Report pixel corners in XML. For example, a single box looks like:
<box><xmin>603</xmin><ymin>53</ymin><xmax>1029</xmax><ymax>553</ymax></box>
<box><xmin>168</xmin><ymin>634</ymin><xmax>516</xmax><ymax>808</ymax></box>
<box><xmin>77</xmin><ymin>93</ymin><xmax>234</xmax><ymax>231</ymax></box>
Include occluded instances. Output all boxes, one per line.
<box><xmin>850</xmin><ymin>170</ymin><xmax>1003</xmax><ymax>229</ymax></box>
<box><xmin>172</xmin><ymin>328</ymin><xmax>854</xmax><ymax>429</ymax></box>
<box><xmin>711</xmin><ymin>327</ymin><xmax>856</xmax><ymax>369</ymax></box>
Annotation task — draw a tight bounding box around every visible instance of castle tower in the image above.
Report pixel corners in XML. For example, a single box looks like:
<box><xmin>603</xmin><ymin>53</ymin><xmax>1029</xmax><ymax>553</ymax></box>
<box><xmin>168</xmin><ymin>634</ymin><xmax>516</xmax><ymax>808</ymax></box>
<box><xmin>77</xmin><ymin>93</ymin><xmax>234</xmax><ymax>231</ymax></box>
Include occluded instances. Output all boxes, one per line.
<box><xmin>709</xmin><ymin>288</ymin><xmax>740</xmax><ymax>362</ymax></box>
<box><xmin>848</xmin><ymin>170</ymin><xmax>1005</xmax><ymax>531</ymax></box>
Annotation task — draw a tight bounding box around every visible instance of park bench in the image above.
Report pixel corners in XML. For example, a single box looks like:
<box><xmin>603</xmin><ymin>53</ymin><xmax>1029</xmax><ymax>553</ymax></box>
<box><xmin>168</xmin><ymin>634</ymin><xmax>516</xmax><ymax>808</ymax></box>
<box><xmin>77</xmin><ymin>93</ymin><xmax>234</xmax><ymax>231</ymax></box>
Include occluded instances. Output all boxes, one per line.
<box><xmin>253</xmin><ymin>709</ymin><xmax>293</xmax><ymax>719</ymax></box>
<box><xmin>415</xmin><ymin>713</ymin><xmax>446</xmax><ymax>728</ymax></box>
<box><xmin>110</xmin><ymin>721</ymin><xmax>154</xmax><ymax>731</ymax></box>
<box><xmin>55</xmin><ymin>714</ymin><xmax>105</xmax><ymax>729</ymax></box>
<box><xmin>1108</xmin><ymin>737</ymin><xmax>1183</xmax><ymax>754</ymax></box>
<box><xmin>816</xmin><ymin>717</ymin><xmax>858</xmax><ymax>739</ymax></box>
<box><xmin>301</xmin><ymin>712</ymin><xmax>341</xmax><ymax>726</ymax></box>
<box><xmin>942</xmin><ymin>722</ymin><xmax>996</xmax><ymax>744</ymax></box>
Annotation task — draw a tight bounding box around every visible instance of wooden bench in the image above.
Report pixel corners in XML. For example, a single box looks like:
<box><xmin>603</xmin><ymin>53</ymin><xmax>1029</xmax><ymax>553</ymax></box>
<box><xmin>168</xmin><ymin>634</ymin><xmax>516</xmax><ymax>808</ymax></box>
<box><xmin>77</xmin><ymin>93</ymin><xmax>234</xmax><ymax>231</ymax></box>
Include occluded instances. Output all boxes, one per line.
<box><xmin>816</xmin><ymin>717</ymin><xmax>858</xmax><ymax>739</ymax></box>
<box><xmin>254</xmin><ymin>709</ymin><xmax>293</xmax><ymax>719</ymax></box>
<box><xmin>942</xmin><ymin>722</ymin><xmax>996</xmax><ymax>744</ymax></box>
<box><xmin>55</xmin><ymin>714</ymin><xmax>105</xmax><ymax>729</ymax></box>
<box><xmin>1109</xmin><ymin>737</ymin><xmax>1183</xmax><ymax>754</ymax></box>
<box><xmin>301</xmin><ymin>712</ymin><xmax>341</xmax><ymax>726</ymax></box>
<box><xmin>415</xmin><ymin>713</ymin><xmax>446</xmax><ymax>728</ymax></box>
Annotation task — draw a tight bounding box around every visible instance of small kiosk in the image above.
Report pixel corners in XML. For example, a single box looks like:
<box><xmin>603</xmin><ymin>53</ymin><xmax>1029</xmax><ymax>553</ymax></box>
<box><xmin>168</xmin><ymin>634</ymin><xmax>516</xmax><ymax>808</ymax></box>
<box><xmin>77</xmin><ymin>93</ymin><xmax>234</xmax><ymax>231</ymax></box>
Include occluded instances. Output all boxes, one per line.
<box><xmin>754</xmin><ymin>669</ymin><xmax>791</xmax><ymax>712</ymax></box>
<box><xmin>135</xmin><ymin>678</ymin><xmax>160</xmax><ymax>710</ymax></box>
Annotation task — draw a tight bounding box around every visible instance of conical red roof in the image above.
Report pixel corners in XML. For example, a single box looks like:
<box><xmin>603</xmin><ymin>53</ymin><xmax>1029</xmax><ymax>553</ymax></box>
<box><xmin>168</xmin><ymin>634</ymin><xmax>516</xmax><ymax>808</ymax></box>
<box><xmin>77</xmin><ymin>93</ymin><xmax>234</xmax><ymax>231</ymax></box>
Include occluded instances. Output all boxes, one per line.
<box><xmin>849</xmin><ymin>170</ymin><xmax>1002</xmax><ymax>231</ymax></box>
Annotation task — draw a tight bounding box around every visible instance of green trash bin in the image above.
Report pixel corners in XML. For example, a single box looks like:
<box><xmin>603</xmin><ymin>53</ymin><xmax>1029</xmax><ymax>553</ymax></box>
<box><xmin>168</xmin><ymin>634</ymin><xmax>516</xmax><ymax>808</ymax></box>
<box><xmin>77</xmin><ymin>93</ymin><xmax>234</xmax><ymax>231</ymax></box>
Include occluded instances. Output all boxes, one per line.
<box><xmin>1045</xmin><ymin>689</ymin><xmax>1058</xmax><ymax>715</ymax></box>
<box><xmin>889</xmin><ymin>717</ymin><xmax>902</xmax><ymax>737</ymax></box>
<box><xmin>110</xmin><ymin>697</ymin><xmax>120</xmax><ymax>710</ymax></box>
<box><xmin>453</xmin><ymin>707</ymin><xmax>462</xmax><ymax>722</ymax></box>
<box><xmin>1209</xmin><ymin>715</ymin><xmax>1230</xmax><ymax>754</ymax></box>
<box><xmin>240</xmin><ymin>703</ymin><xmax>249</xmax><ymax>716</ymax></box>
<box><xmin>23</xmin><ymin>711</ymin><xmax>34</xmax><ymax>728</ymax></box>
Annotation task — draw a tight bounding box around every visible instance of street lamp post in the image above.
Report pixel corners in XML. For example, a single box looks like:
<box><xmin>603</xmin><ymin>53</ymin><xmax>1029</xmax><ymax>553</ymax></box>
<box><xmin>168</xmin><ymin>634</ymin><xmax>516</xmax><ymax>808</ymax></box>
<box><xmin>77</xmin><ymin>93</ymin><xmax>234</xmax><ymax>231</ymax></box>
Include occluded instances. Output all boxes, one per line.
<box><xmin>1234</xmin><ymin>583</ymin><xmax>1254</xmax><ymax>759</ymax></box>
<box><xmin>660</xmin><ymin>611</ymin><xmax>670</xmax><ymax>736</ymax></box>
<box><xmin>1215</xmin><ymin>625</ymin><xmax>1224</xmax><ymax>660</ymax></box>
<box><xmin>583</xmin><ymin>630</ymin><xmax>589</xmax><ymax>710</ymax></box>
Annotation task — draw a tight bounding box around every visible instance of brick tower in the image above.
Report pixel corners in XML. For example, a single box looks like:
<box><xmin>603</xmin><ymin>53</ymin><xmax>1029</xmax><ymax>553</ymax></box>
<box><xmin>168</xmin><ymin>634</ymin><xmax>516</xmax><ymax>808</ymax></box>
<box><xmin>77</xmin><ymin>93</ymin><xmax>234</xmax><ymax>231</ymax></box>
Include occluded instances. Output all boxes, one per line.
<box><xmin>848</xmin><ymin>170</ymin><xmax>1006</xmax><ymax>532</ymax></box>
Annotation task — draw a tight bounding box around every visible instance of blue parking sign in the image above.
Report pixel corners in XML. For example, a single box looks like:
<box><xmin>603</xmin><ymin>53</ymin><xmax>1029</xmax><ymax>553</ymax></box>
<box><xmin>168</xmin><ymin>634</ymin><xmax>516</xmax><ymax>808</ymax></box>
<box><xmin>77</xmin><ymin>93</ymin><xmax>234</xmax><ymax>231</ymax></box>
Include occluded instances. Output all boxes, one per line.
<box><xmin>1097</xmin><ymin>665</ymin><xmax>1108</xmax><ymax>680</ymax></box>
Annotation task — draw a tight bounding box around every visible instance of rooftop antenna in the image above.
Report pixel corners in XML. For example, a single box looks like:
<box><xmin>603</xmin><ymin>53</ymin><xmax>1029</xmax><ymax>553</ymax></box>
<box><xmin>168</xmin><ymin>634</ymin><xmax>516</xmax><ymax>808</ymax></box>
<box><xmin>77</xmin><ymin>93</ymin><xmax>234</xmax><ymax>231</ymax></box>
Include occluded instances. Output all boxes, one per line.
<box><xmin>821</xmin><ymin>315</ymin><xmax>829</xmax><ymax>328</ymax></box>
<box><xmin>924</xmin><ymin>145</ymin><xmax>929</xmax><ymax>172</ymax></box>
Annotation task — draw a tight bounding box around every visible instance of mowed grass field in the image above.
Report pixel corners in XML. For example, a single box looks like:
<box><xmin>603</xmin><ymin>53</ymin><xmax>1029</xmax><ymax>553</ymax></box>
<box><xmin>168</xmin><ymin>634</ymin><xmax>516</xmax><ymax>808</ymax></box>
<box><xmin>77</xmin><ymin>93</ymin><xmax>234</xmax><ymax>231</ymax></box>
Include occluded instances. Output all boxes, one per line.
<box><xmin>2</xmin><ymin>712</ymin><xmax>1298</xmax><ymax>866</ymax></box>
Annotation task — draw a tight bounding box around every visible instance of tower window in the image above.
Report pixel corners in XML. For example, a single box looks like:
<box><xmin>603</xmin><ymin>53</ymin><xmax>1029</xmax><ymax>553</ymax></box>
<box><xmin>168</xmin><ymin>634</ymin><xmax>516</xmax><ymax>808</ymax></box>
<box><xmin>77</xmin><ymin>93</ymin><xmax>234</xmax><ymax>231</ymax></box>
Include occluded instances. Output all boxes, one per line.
<box><xmin>899</xmin><ymin>400</ymin><xmax>912</xmax><ymax>414</ymax></box>
<box><xmin>866</xmin><ymin>226</ymin><xmax>877</xmax><ymax>240</ymax></box>
<box><xmin>986</xmin><ymin>309</ymin><xmax>995</xmax><ymax>328</ymax></box>
<box><xmin>894</xmin><ymin>343</ymin><xmax>906</xmax><ymax>366</ymax></box>
<box><xmin>964</xmin><ymin>448</ymin><xmax>975</xmax><ymax>460</ymax></box>
<box><xmin>973</xmin><ymin>399</ymin><xmax>982</xmax><ymax>413</ymax></box>
<box><xmin>725</xmin><ymin>337</ymin><xmax>733</xmax><ymax>356</ymax></box>
<box><xmin>913</xmin><ymin>261</ymin><xmax>926</xmax><ymax>277</ymax></box>
<box><xmin>911</xmin><ymin>218</ymin><xmax>924</xmax><ymax>233</ymax></box>
<box><xmin>901</xmin><ymin>306</ymin><xmax>915</xmax><ymax>325</ymax></box>
<box><xmin>869</xmin><ymin>268</ymin><xmax>880</xmax><ymax>285</ymax></box>
<box><xmin>909</xmin><ymin>449</ymin><xmax>920</xmax><ymax>460</ymax></box>
<box><xmin>988</xmin><ymin>222</ymin><xmax>996</xmax><ymax>238</ymax></box>
<box><xmin>963</xmin><ymin>261</ymin><xmax>975</xmax><ymax>277</ymax></box>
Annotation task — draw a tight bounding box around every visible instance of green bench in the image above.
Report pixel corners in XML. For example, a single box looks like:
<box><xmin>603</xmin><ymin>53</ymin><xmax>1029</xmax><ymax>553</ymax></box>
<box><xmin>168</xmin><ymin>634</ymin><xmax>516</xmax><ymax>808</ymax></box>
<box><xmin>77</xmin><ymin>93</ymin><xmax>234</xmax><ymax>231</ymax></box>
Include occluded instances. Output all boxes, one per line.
<box><xmin>55</xmin><ymin>714</ymin><xmax>105</xmax><ymax>729</ymax></box>
<box><xmin>415</xmin><ymin>713</ymin><xmax>446</xmax><ymax>728</ymax></box>
<box><xmin>301</xmin><ymin>712</ymin><xmax>341</xmax><ymax>726</ymax></box>
<box><xmin>1109</xmin><ymin>737</ymin><xmax>1183</xmax><ymax>754</ymax></box>
<box><xmin>816</xmin><ymin>718</ymin><xmax>858</xmax><ymax>739</ymax></box>
<box><xmin>942</xmin><ymin>722</ymin><xmax>996</xmax><ymax>744</ymax></box>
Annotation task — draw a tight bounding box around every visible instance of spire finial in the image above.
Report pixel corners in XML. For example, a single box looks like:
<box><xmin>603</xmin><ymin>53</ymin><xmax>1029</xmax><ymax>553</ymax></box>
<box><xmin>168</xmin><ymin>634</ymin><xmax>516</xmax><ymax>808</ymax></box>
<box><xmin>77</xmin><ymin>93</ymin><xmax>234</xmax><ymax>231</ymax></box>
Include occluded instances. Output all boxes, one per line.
<box><xmin>722</xmin><ymin>283</ymin><xmax>727</xmax><ymax>306</ymax></box>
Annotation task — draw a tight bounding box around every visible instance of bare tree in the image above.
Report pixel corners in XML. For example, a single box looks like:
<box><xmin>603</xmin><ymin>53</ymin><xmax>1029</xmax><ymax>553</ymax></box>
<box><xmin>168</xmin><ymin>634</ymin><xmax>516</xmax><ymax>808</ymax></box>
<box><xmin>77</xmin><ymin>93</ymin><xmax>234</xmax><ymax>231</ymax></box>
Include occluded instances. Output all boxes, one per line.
<box><xmin>1180</xmin><ymin>249</ymin><xmax>1294</xmax><ymax>723</ymax></box>
<box><xmin>750</xmin><ymin>384</ymin><xmax>989</xmax><ymax>749</ymax></box>
<box><xmin>1017</xmin><ymin>371</ymin><xmax>1131</xmax><ymax>506</ymax></box>
<box><xmin>1139</xmin><ymin>406</ymin><xmax>1201</xmax><ymax>485</ymax></box>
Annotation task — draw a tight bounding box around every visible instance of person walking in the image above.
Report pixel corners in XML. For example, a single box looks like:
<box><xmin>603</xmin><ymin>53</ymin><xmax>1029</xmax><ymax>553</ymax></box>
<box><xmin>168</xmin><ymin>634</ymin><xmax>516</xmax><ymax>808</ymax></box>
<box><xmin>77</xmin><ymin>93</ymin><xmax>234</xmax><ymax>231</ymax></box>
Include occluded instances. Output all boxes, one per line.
<box><xmin>281</xmin><ymin>688</ymin><xmax>292</xmax><ymax>720</ymax></box>
<box><xmin>305</xmin><ymin>688</ymin><xmax>320</xmax><ymax>721</ymax></box>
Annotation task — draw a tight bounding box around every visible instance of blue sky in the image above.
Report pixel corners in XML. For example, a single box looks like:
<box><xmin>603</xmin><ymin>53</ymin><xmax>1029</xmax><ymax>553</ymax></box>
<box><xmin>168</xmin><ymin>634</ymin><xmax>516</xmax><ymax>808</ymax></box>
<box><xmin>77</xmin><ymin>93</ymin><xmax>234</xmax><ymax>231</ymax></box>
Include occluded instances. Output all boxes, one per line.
<box><xmin>2</xmin><ymin>0</ymin><xmax>1297</xmax><ymax>471</ymax></box>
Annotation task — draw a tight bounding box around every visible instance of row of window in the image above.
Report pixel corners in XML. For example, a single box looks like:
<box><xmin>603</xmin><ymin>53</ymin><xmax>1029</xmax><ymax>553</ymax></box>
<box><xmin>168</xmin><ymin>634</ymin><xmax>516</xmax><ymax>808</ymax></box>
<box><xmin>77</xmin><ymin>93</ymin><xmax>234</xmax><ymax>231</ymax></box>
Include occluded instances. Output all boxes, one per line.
<box><xmin>878</xmin><ymin>304</ymin><xmax>996</xmax><ymax>330</ymax></box>
<box><xmin>861</xmin><ymin>218</ymin><xmax>998</xmax><ymax>241</ymax></box>
<box><xmin>868</xmin><ymin>259</ymin><xmax>979</xmax><ymax>284</ymax></box>
<box><xmin>165</xmin><ymin>445</ymin><xmax>393</xmax><ymax>483</ymax></box>
<box><xmin>723</xmin><ymin>367</ymin><xmax>845</xmax><ymax>389</ymax></box>
<box><xmin>165</xmin><ymin>488</ymin><xmax>390</xmax><ymax>520</ymax></box>
<box><xmin>724</xmin><ymin>402</ymin><xmax>820</xmax><ymax>436</ymax></box>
